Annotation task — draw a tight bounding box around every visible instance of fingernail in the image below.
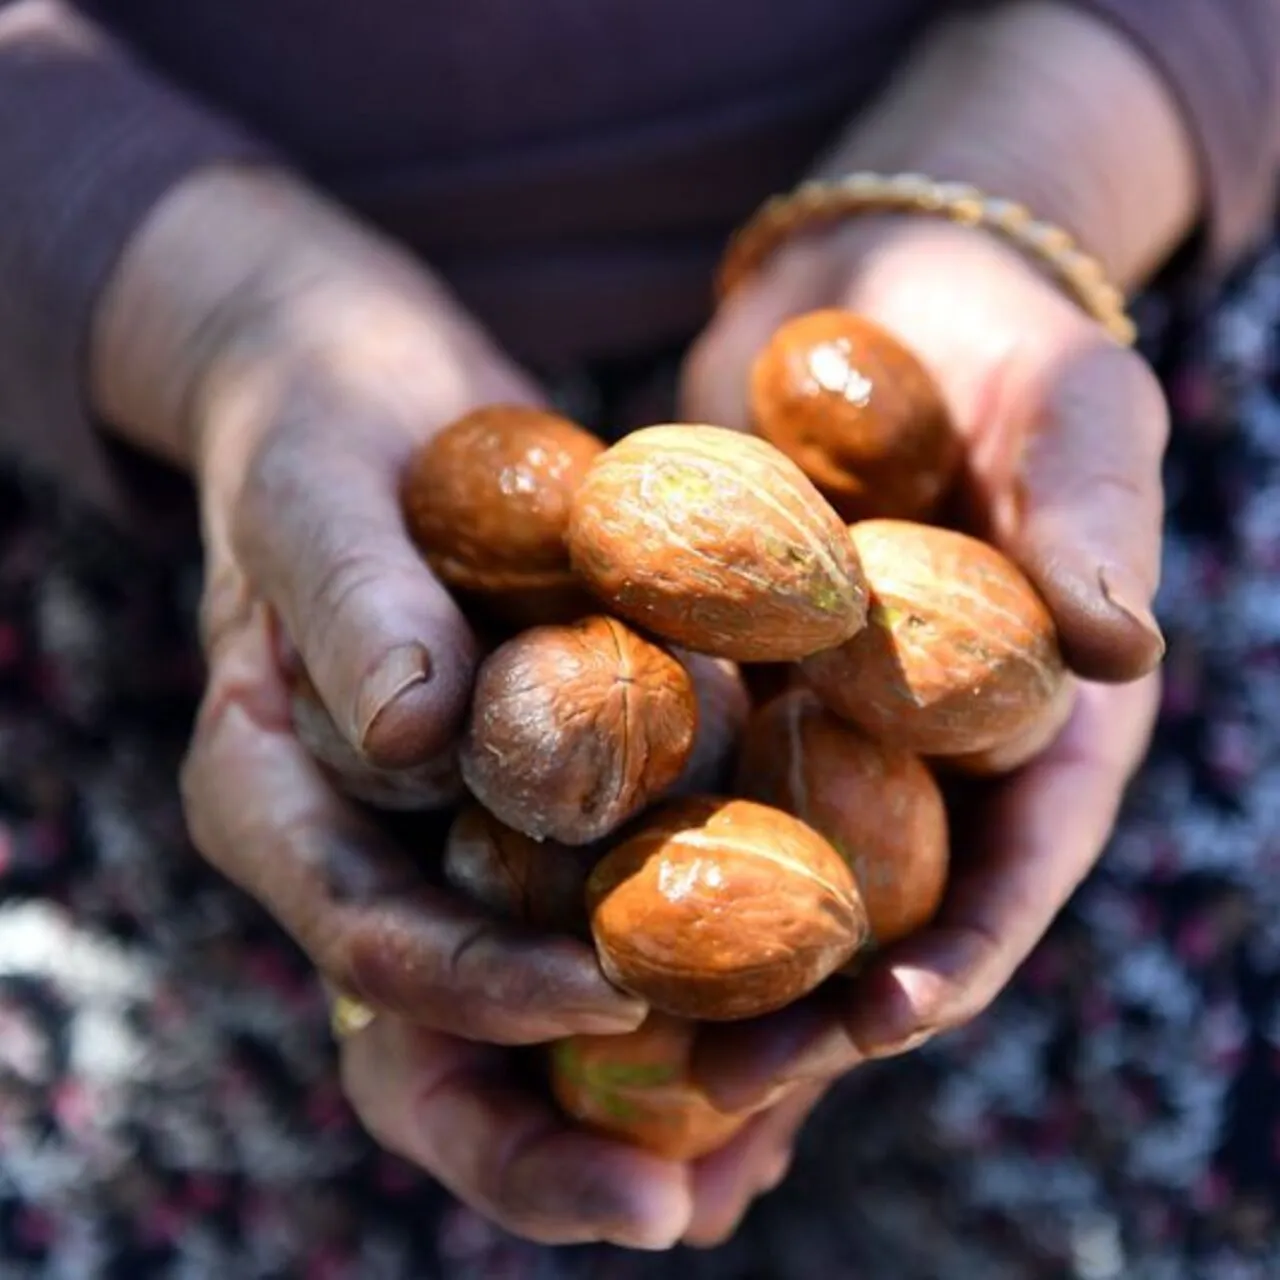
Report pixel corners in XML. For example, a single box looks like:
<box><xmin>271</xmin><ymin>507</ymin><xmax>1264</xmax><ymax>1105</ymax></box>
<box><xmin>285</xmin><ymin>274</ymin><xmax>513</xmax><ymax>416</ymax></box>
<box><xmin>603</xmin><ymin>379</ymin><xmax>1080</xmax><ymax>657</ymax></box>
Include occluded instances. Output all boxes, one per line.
<box><xmin>607</xmin><ymin>1185</ymin><xmax>691</xmax><ymax>1251</ymax></box>
<box><xmin>357</xmin><ymin>644</ymin><xmax>433</xmax><ymax>754</ymax></box>
<box><xmin>1099</xmin><ymin>565</ymin><xmax>1166</xmax><ymax>659</ymax></box>
<box><xmin>566</xmin><ymin>1004</ymin><xmax>649</xmax><ymax>1036</ymax></box>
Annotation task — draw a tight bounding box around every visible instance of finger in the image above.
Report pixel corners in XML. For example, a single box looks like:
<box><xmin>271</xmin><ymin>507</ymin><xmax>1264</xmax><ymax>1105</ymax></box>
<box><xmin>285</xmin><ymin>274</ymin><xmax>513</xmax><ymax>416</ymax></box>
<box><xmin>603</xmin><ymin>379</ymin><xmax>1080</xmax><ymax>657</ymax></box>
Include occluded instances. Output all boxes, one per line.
<box><xmin>695</xmin><ymin>675</ymin><xmax>1159</xmax><ymax>1107</ymax></box>
<box><xmin>341</xmin><ymin>1018</ymin><xmax>692</xmax><ymax>1249</ymax></box>
<box><xmin>682</xmin><ymin>1084</ymin><xmax>824</xmax><ymax>1248</ymax></box>
<box><xmin>989</xmin><ymin>337</ymin><xmax>1168</xmax><ymax>683</ymax></box>
<box><xmin>181</xmin><ymin>605</ymin><xmax>646</xmax><ymax>1041</ymax></box>
<box><xmin>232</xmin><ymin>400</ymin><xmax>479</xmax><ymax>768</ymax></box>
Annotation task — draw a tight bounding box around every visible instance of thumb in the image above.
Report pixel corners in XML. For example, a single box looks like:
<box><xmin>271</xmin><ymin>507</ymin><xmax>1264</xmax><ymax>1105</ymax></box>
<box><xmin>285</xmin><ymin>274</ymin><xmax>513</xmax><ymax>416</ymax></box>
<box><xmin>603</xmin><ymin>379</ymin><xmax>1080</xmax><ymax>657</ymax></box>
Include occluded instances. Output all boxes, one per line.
<box><xmin>981</xmin><ymin>335</ymin><xmax>1167</xmax><ymax>683</ymax></box>
<box><xmin>230</xmin><ymin>407</ymin><xmax>483</xmax><ymax>767</ymax></box>
<box><xmin>841</xmin><ymin>223</ymin><xmax>1168</xmax><ymax>683</ymax></box>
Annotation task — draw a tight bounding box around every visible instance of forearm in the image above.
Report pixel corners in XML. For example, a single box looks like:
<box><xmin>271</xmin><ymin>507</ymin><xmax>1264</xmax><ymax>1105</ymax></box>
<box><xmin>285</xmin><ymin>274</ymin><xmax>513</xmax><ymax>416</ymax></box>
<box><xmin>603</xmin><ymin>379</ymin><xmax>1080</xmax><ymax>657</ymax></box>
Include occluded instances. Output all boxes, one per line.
<box><xmin>92</xmin><ymin>166</ymin><xmax>536</xmax><ymax>475</ymax></box>
<box><xmin>817</xmin><ymin>0</ymin><xmax>1203</xmax><ymax>290</ymax></box>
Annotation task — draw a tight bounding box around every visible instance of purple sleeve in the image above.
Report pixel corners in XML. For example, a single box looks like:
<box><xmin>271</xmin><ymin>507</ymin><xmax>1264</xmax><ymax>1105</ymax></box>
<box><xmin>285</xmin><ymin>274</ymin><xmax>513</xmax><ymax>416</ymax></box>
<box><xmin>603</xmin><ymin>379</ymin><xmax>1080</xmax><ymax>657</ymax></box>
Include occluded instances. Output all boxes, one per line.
<box><xmin>0</xmin><ymin>1</ymin><xmax>270</xmax><ymax>521</ymax></box>
<box><xmin>1062</xmin><ymin>0</ymin><xmax>1280</xmax><ymax>278</ymax></box>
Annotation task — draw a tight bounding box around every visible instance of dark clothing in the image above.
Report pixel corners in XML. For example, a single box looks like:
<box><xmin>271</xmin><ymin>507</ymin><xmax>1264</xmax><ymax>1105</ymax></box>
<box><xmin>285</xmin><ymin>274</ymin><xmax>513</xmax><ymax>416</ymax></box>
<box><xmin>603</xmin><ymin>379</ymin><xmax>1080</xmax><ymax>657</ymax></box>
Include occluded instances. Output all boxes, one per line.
<box><xmin>0</xmin><ymin>0</ymin><xmax>1276</xmax><ymax>513</ymax></box>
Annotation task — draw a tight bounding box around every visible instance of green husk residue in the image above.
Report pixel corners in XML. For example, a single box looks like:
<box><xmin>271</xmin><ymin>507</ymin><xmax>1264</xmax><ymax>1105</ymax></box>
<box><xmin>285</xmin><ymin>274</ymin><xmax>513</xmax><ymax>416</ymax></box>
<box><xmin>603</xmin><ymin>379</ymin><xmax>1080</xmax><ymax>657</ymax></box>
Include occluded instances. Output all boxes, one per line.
<box><xmin>553</xmin><ymin>1041</ymin><xmax>678</xmax><ymax>1122</ymax></box>
<box><xmin>807</xmin><ymin>570</ymin><xmax>848</xmax><ymax>614</ymax></box>
<box><xmin>648</xmin><ymin>461</ymin><xmax>718</xmax><ymax>508</ymax></box>
<box><xmin>870</xmin><ymin>602</ymin><xmax>906</xmax><ymax>630</ymax></box>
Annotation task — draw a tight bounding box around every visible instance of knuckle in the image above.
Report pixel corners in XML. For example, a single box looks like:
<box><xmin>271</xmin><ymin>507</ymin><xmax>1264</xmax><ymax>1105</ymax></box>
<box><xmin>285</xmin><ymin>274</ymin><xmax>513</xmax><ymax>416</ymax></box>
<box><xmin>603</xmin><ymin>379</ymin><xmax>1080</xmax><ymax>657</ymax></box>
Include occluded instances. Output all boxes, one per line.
<box><xmin>339</xmin><ymin>910</ymin><xmax>436</xmax><ymax>1019</ymax></box>
<box><xmin>305</xmin><ymin>544</ymin><xmax>385</xmax><ymax>633</ymax></box>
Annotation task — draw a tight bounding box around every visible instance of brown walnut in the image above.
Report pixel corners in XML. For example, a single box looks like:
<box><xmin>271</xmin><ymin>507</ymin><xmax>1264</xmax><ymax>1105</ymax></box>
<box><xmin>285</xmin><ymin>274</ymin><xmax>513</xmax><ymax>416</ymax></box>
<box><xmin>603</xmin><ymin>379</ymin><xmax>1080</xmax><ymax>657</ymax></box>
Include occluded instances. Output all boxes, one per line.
<box><xmin>938</xmin><ymin>673</ymin><xmax>1079</xmax><ymax>777</ymax></box>
<box><xmin>736</xmin><ymin>689</ymin><xmax>948</xmax><ymax>949</ymax></box>
<box><xmin>587</xmin><ymin>796</ymin><xmax>867</xmax><ymax>1021</ymax></box>
<box><xmin>442</xmin><ymin>803</ymin><xmax>596</xmax><ymax>934</ymax></box>
<box><xmin>666</xmin><ymin>652</ymin><xmax>751</xmax><ymax>797</ymax></box>
<box><xmin>567</xmin><ymin>424</ymin><xmax>868</xmax><ymax>662</ymax></box>
<box><xmin>402</xmin><ymin>404</ymin><xmax>603</xmax><ymax>625</ymax></box>
<box><xmin>801</xmin><ymin>520</ymin><xmax>1067</xmax><ymax>756</ymax></box>
<box><xmin>749</xmin><ymin>309</ymin><xmax>961</xmax><ymax>522</ymax></box>
<box><xmin>550</xmin><ymin>1013</ymin><xmax>752</xmax><ymax>1160</ymax></box>
<box><xmin>460</xmin><ymin>616</ymin><xmax>697</xmax><ymax>845</ymax></box>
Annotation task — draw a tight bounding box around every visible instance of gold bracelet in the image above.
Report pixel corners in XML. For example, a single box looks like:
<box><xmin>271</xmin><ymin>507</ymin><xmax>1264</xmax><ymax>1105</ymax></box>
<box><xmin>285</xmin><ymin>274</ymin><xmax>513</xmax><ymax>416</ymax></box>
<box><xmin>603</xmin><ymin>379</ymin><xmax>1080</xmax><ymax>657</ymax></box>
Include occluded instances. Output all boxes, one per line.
<box><xmin>716</xmin><ymin>171</ymin><xmax>1136</xmax><ymax>347</ymax></box>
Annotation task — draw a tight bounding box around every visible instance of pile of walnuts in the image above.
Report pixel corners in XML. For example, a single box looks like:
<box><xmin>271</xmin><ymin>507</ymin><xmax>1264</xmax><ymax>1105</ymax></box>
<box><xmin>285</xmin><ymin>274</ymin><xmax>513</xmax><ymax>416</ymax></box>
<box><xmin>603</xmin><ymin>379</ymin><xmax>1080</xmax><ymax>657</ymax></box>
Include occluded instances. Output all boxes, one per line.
<box><xmin>288</xmin><ymin>310</ymin><xmax>1072</xmax><ymax>1160</ymax></box>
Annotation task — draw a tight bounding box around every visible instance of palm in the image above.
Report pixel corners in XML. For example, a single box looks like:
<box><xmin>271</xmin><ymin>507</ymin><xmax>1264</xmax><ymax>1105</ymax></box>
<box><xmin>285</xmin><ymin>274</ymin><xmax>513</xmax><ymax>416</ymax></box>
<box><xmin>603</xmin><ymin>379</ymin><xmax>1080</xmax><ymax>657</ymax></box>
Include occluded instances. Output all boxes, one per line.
<box><xmin>679</xmin><ymin>216</ymin><xmax>1167</xmax><ymax>1133</ymax></box>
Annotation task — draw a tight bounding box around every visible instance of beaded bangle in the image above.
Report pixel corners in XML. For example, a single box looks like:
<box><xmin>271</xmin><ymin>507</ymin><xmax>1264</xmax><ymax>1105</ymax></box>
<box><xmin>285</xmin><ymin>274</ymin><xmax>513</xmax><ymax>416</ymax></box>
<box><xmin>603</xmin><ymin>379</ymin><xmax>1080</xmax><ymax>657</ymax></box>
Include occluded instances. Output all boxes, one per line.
<box><xmin>716</xmin><ymin>171</ymin><xmax>1136</xmax><ymax>347</ymax></box>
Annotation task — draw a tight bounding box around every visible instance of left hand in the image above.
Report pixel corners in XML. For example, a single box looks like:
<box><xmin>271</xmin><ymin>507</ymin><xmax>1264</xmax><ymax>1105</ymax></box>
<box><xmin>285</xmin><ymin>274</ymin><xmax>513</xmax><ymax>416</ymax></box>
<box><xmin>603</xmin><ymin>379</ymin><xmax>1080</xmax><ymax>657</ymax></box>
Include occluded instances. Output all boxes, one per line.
<box><xmin>676</xmin><ymin>215</ymin><xmax>1166</xmax><ymax>1179</ymax></box>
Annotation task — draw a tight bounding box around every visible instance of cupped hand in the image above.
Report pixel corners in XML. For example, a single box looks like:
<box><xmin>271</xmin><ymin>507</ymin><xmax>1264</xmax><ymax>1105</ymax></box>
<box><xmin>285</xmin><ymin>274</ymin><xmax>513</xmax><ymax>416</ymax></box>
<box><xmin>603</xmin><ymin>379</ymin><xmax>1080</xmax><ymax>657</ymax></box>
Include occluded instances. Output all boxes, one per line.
<box><xmin>338</xmin><ymin>1009</ymin><xmax>826</xmax><ymax>1248</ymax></box>
<box><xmin>163</xmin><ymin>174</ymin><xmax>645</xmax><ymax>1045</ymax></box>
<box><xmin>680</xmin><ymin>216</ymin><xmax>1167</xmax><ymax>1109</ymax></box>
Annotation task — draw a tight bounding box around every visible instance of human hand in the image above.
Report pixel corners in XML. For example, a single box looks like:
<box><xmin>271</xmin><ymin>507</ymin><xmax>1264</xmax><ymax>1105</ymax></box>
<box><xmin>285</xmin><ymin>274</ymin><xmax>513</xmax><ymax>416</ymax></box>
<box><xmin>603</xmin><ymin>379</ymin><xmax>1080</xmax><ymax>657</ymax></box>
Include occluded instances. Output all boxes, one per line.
<box><xmin>679</xmin><ymin>215</ymin><xmax>1166</xmax><ymax>1113</ymax></box>
<box><xmin>90</xmin><ymin>169</ymin><xmax>647</xmax><ymax>1039</ymax></box>
<box><xmin>339</xmin><ymin>1010</ymin><xmax>827</xmax><ymax>1247</ymax></box>
<box><xmin>92</xmin><ymin>167</ymin><xmax>837</xmax><ymax>1248</ymax></box>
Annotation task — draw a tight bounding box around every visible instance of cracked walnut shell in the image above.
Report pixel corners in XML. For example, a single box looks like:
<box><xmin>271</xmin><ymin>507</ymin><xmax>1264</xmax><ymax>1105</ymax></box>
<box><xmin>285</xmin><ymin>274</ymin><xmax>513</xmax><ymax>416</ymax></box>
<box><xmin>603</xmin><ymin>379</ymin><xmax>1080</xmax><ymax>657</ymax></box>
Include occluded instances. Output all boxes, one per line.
<box><xmin>801</xmin><ymin>521</ymin><xmax>1067</xmax><ymax>756</ymax></box>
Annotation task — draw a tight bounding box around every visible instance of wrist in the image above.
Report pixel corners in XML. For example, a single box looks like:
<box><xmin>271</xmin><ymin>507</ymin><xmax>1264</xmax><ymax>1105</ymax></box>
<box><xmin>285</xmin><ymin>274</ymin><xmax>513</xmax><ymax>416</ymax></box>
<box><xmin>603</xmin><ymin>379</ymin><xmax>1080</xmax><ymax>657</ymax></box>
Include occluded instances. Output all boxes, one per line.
<box><xmin>91</xmin><ymin>166</ymin><xmax>537</xmax><ymax>475</ymax></box>
<box><xmin>816</xmin><ymin>0</ymin><xmax>1199</xmax><ymax>289</ymax></box>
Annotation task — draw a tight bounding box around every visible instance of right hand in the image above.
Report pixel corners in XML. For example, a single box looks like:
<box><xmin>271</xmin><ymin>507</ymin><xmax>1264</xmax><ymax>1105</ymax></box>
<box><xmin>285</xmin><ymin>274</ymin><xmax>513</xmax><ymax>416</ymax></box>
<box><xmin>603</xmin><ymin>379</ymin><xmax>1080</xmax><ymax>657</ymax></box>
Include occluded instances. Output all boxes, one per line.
<box><xmin>92</xmin><ymin>169</ymin><xmax>646</xmax><ymax>1042</ymax></box>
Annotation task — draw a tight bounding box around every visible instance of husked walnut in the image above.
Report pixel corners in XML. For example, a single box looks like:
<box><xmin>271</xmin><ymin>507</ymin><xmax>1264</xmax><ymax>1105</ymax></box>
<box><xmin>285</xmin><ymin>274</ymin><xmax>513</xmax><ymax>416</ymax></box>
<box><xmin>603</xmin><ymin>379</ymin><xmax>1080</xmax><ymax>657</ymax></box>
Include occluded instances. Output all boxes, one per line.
<box><xmin>666</xmin><ymin>651</ymin><xmax>751</xmax><ymax>797</ymax></box>
<box><xmin>402</xmin><ymin>405</ymin><xmax>603</xmax><ymax>625</ymax></box>
<box><xmin>567</xmin><ymin>424</ymin><xmax>868</xmax><ymax>661</ymax></box>
<box><xmin>460</xmin><ymin>616</ymin><xmax>697</xmax><ymax>845</ymax></box>
<box><xmin>737</xmin><ymin>689</ymin><xmax>948</xmax><ymax>950</ymax></box>
<box><xmin>442</xmin><ymin>803</ymin><xmax>596</xmax><ymax>933</ymax></box>
<box><xmin>801</xmin><ymin>520</ymin><xmax>1067</xmax><ymax>756</ymax></box>
<box><xmin>587</xmin><ymin>796</ymin><xmax>867</xmax><ymax>1020</ymax></box>
<box><xmin>550</xmin><ymin>1013</ymin><xmax>752</xmax><ymax>1159</ymax></box>
<box><xmin>750</xmin><ymin>309</ymin><xmax>961</xmax><ymax>522</ymax></box>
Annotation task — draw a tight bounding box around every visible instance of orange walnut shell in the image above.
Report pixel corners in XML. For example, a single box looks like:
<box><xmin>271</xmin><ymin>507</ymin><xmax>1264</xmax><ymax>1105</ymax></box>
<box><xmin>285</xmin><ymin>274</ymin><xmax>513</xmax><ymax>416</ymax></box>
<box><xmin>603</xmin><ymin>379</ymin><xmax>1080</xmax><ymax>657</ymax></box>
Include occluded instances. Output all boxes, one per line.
<box><xmin>801</xmin><ymin>520</ymin><xmax>1068</xmax><ymax>757</ymax></box>
<box><xmin>402</xmin><ymin>405</ymin><xmax>603</xmax><ymax>625</ymax></box>
<box><xmin>289</xmin><ymin>668</ymin><xmax>464</xmax><ymax>810</ymax></box>
<box><xmin>567</xmin><ymin>424</ymin><xmax>868</xmax><ymax>662</ymax></box>
<box><xmin>938</xmin><ymin>673</ymin><xmax>1079</xmax><ymax>777</ymax></box>
<box><xmin>550</xmin><ymin>1013</ymin><xmax>751</xmax><ymax>1160</ymax></box>
<box><xmin>736</xmin><ymin>689</ymin><xmax>948</xmax><ymax>950</ymax></box>
<box><xmin>460</xmin><ymin>616</ymin><xmax>697</xmax><ymax>845</ymax></box>
<box><xmin>442</xmin><ymin>804</ymin><xmax>597</xmax><ymax>934</ymax></box>
<box><xmin>587</xmin><ymin>796</ymin><xmax>867</xmax><ymax>1021</ymax></box>
<box><xmin>749</xmin><ymin>310</ymin><xmax>961</xmax><ymax>522</ymax></box>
